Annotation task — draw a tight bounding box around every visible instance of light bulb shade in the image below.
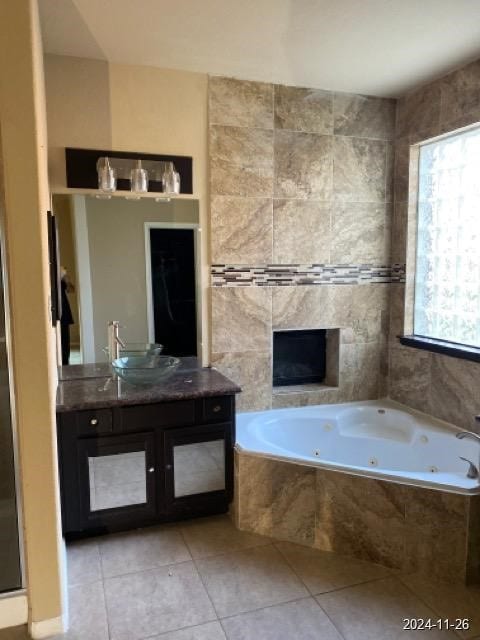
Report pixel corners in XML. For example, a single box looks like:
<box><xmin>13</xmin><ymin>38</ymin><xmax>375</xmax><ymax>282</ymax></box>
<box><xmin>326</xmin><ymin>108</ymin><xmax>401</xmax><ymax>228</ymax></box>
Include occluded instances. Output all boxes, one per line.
<box><xmin>130</xmin><ymin>160</ymin><xmax>149</xmax><ymax>194</ymax></box>
<box><xmin>162</xmin><ymin>162</ymin><xmax>181</xmax><ymax>195</ymax></box>
<box><xmin>98</xmin><ymin>157</ymin><xmax>117</xmax><ymax>193</ymax></box>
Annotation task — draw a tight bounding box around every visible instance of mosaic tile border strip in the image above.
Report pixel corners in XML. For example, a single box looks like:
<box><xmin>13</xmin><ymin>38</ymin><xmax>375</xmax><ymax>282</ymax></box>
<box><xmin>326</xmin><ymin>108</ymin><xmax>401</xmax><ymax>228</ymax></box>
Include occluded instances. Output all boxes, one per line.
<box><xmin>211</xmin><ymin>264</ymin><xmax>406</xmax><ymax>286</ymax></box>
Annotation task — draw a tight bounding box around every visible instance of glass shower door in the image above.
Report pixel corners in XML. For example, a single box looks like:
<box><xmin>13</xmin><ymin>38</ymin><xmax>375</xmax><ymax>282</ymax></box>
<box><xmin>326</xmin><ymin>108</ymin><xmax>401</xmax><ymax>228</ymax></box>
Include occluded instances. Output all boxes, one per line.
<box><xmin>0</xmin><ymin>241</ymin><xmax>22</xmax><ymax>592</ymax></box>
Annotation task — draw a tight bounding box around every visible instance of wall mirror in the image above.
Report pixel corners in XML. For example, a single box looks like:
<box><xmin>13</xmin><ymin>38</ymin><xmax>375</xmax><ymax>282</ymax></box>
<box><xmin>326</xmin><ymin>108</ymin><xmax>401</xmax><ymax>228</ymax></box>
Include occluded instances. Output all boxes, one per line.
<box><xmin>52</xmin><ymin>194</ymin><xmax>201</xmax><ymax>365</ymax></box>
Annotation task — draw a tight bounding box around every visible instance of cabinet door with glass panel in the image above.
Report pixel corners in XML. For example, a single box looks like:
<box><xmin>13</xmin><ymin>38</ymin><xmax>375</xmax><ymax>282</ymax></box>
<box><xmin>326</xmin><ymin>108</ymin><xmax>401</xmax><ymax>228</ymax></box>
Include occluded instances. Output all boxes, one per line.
<box><xmin>163</xmin><ymin>424</ymin><xmax>233</xmax><ymax>517</ymax></box>
<box><xmin>76</xmin><ymin>432</ymin><xmax>157</xmax><ymax>530</ymax></box>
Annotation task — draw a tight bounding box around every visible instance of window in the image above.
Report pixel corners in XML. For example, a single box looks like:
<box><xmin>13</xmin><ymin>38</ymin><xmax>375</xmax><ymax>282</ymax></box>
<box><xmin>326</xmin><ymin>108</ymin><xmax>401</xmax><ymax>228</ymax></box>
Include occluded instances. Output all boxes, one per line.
<box><xmin>413</xmin><ymin>125</ymin><xmax>480</xmax><ymax>351</ymax></box>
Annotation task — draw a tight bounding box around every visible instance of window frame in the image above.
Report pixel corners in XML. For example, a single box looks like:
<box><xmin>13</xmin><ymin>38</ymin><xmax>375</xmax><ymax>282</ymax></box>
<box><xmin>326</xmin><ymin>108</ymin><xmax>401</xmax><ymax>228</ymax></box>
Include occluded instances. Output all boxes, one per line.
<box><xmin>399</xmin><ymin>122</ymin><xmax>480</xmax><ymax>363</ymax></box>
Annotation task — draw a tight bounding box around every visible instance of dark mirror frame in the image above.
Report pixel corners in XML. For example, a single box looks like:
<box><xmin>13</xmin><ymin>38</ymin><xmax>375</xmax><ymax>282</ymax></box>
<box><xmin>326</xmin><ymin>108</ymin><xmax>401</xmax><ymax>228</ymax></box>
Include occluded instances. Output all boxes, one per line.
<box><xmin>47</xmin><ymin>210</ymin><xmax>61</xmax><ymax>326</ymax></box>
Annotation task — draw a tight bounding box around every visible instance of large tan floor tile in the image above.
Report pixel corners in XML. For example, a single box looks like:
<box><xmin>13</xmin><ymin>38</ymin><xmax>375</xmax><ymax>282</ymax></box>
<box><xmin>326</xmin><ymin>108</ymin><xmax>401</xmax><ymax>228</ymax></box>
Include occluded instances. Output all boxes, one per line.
<box><xmin>150</xmin><ymin>621</ymin><xmax>226</xmax><ymax>639</ymax></box>
<box><xmin>317</xmin><ymin>577</ymin><xmax>458</xmax><ymax>639</ymax></box>
<box><xmin>196</xmin><ymin>545</ymin><xmax>308</xmax><ymax>617</ymax></box>
<box><xmin>221</xmin><ymin>597</ymin><xmax>342</xmax><ymax>640</ymax></box>
<box><xmin>99</xmin><ymin>525</ymin><xmax>191</xmax><ymax>578</ymax></box>
<box><xmin>56</xmin><ymin>580</ymin><xmax>109</xmax><ymax>640</ymax></box>
<box><xmin>66</xmin><ymin>538</ymin><xmax>102</xmax><ymax>586</ymax></box>
<box><xmin>179</xmin><ymin>515</ymin><xmax>270</xmax><ymax>559</ymax></box>
<box><xmin>104</xmin><ymin>562</ymin><xmax>216</xmax><ymax>640</ymax></box>
<box><xmin>400</xmin><ymin>573</ymin><xmax>480</xmax><ymax>639</ymax></box>
<box><xmin>276</xmin><ymin>541</ymin><xmax>391</xmax><ymax>594</ymax></box>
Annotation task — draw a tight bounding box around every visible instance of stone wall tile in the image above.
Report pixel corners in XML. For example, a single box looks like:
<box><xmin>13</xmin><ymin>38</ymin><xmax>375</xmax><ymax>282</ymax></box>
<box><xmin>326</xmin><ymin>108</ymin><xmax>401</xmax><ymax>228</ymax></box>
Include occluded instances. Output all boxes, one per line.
<box><xmin>388</xmin><ymin>345</ymin><xmax>432</xmax><ymax>413</ymax></box>
<box><xmin>236</xmin><ymin>453</ymin><xmax>316</xmax><ymax>545</ymax></box>
<box><xmin>209</xmin><ymin>76</ymin><xmax>273</xmax><ymax>129</ymax></box>
<box><xmin>440</xmin><ymin>60</ymin><xmax>480</xmax><ymax>126</ymax></box>
<box><xmin>404</xmin><ymin>486</ymin><xmax>468</xmax><ymax>582</ymax></box>
<box><xmin>274</xmin><ymin>85</ymin><xmax>333</xmax><ymax>134</ymax></box>
<box><xmin>274</xmin><ymin>130</ymin><xmax>333</xmax><ymax>199</ymax></box>
<box><xmin>211</xmin><ymin>287</ymin><xmax>272</xmax><ymax>353</ymax></box>
<box><xmin>211</xmin><ymin>196</ymin><xmax>273</xmax><ymax>264</ymax></box>
<box><xmin>211</xmin><ymin>351</ymin><xmax>272</xmax><ymax>412</ymax></box>
<box><xmin>429</xmin><ymin>354</ymin><xmax>480</xmax><ymax>433</ymax></box>
<box><xmin>333</xmin><ymin>93</ymin><xmax>396</xmax><ymax>139</ymax></box>
<box><xmin>330</xmin><ymin>203</ymin><xmax>389</xmax><ymax>264</ymax></box>
<box><xmin>273</xmin><ymin>199</ymin><xmax>331</xmax><ymax>263</ymax></box>
<box><xmin>210</xmin><ymin>125</ymin><xmax>273</xmax><ymax>197</ymax></box>
<box><xmin>396</xmin><ymin>82</ymin><xmax>441</xmax><ymax>139</ymax></box>
<box><xmin>315</xmin><ymin>470</ymin><xmax>406</xmax><ymax>569</ymax></box>
<box><xmin>333</xmin><ymin>137</ymin><xmax>386</xmax><ymax>202</ymax></box>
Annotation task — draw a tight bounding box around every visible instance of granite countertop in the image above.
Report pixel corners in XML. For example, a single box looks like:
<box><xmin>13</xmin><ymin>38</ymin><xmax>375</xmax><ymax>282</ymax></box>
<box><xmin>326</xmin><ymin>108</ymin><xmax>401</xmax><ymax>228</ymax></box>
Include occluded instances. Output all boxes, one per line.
<box><xmin>58</xmin><ymin>357</ymin><xmax>200</xmax><ymax>381</ymax></box>
<box><xmin>56</xmin><ymin>360</ymin><xmax>241</xmax><ymax>412</ymax></box>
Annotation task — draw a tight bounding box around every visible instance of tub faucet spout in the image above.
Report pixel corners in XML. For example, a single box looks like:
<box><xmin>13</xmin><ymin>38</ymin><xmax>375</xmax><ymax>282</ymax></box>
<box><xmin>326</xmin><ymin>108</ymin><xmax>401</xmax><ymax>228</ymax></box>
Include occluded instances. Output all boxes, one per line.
<box><xmin>456</xmin><ymin>431</ymin><xmax>480</xmax><ymax>479</ymax></box>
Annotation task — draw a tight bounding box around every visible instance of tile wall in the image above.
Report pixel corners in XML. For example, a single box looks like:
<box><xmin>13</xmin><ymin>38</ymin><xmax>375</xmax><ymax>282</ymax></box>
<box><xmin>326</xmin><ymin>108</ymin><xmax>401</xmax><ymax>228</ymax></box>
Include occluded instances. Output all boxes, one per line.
<box><xmin>208</xmin><ymin>76</ymin><xmax>397</xmax><ymax>411</ymax></box>
<box><xmin>388</xmin><ymin>59</ymin><xmax>480</xmax><ymax>433</ymax></box>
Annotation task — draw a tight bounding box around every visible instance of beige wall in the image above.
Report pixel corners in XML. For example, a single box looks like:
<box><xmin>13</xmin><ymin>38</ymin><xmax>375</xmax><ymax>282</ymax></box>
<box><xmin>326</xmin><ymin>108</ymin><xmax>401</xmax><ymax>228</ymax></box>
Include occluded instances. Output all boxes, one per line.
<box><xmin>208</xmin><ymin>77</ymin><xmax>396</xmax><ymax>411</ymax></box>
<box><xmin>82</xmin><ymin>197</ymin><xmax>199</xmax><ymax>361</ymax></box>
<box><xmin>0</xmin><ymin>0</ymin><xmax>64</xmax><ymax>634</ymax></box>
<box><xmin>388</xmin><ymin>58</ymin><xmax>480</xmax><ymax>434</ymax></box>
<box><xmin>44</xmin><ymin>55</ymin><xmax>210</xmax><ymax>363</ymax></box>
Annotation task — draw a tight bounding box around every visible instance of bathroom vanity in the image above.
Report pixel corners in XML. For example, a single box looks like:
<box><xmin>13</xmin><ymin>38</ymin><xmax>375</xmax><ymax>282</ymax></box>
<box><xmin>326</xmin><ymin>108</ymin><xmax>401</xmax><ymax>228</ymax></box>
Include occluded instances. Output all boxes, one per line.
<box><xmin>56</xmin><ymin>360</ymin><xmax>240</xmax><ymax>539</ymax></box>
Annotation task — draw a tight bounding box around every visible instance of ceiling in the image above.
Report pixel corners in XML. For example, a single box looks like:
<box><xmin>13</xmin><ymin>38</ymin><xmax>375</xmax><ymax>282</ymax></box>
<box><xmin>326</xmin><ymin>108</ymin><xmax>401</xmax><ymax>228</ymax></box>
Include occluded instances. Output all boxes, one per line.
<box><xmin>39</xmin><ymin>0</ymin><xmax>480</xmax><ymax>98</ymax></box>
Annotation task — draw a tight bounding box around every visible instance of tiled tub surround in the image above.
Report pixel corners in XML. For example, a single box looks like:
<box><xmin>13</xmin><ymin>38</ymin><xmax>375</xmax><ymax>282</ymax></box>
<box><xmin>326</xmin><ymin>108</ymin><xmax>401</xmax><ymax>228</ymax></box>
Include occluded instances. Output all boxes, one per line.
<box><xmin>235</xmin><ymin>451</ymin><xmax>480</xmax><ymax>583</ymax></box>
<box><xmin>234</xmin><ymin>400</ymin><xmax>480</xmax><ymax>585</ymax></box>
<box><xmin>209</xmin><ymin>76</ymin><xmax>396</xmax><ymax>412</ymax></box>
<box><xmin>235</xmin><ymin>450</ymin><xmax>480</xmax><ymax>585</ymax></box>
<box><xmin>389</xmin><ymin>58</ymin><xmax>480</xmax><ymax>435</ymax></box>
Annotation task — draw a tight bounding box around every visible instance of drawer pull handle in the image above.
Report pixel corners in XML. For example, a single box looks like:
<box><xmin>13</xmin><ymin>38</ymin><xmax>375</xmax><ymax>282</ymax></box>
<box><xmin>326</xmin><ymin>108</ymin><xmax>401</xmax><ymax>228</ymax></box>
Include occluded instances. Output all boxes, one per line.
<box><xmin>148</xmin><ymin>467</ymin><xmax>155</xmax><ymax>473</ymax></box>
<box><xmin>213</xmin><ymin>405</ymin><xmax>221</xmax><ymax>413</ymax></box>
<box><xmin>90</xmin><ymin>418</ymin><xmax>98</xmax><ymax>426</ymax></box>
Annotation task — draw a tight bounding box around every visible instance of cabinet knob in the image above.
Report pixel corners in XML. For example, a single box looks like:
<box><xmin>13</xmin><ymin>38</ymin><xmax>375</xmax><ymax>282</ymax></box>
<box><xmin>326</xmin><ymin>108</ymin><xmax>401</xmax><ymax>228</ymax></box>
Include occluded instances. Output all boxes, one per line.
<box><xmin>165</xmin><ymin>464</ymin><xmax>172</xmax><ymax>471</ymax></box>
<box><xmin>90</xmin><ymin>418</ymin><xmax>98</xmax><ymax>426</ymax></box>
<box><xmin>213</xmin><ymin>405</ymin><xmax>221</xmax><ymax>413</ymax></box>
<box><xmin>148</xmin><ymin>467</ymin><xmax>155</xmax><ymax>473</ymax></box>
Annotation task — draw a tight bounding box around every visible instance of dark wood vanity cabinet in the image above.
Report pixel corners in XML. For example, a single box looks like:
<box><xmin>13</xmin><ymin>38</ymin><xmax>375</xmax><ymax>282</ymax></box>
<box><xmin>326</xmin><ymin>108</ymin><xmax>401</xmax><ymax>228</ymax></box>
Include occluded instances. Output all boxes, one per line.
<box><xmin>57</xmin><ymin>396</ymin><xmax>235</xmax><ymax>538</ymax></box>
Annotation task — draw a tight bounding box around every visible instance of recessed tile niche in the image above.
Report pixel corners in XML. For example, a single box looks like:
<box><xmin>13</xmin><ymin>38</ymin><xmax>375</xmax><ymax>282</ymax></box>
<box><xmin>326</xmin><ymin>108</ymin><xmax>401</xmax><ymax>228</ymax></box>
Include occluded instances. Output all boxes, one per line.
<box><xmin>272</xmin><ymin>329</ymin><xmax>340</xmax><ymax>390</ymax></box>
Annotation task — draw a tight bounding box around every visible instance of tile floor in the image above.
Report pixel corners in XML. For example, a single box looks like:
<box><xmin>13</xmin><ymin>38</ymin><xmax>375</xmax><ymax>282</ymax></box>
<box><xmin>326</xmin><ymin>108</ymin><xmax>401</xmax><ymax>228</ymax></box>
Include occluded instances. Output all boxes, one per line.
<box><xmin>2</xmin><ymin>515</ymin><xmax>480</xmax><ymax>639</ymax></box>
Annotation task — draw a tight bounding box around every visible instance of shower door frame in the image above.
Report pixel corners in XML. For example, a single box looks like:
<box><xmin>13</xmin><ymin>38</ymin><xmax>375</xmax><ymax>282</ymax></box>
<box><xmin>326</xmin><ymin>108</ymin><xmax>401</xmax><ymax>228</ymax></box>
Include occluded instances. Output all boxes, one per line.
<box><xmin>144</xmin><ymin>222</ymin><xmax>202</xmax><ymax>359</ymax></box>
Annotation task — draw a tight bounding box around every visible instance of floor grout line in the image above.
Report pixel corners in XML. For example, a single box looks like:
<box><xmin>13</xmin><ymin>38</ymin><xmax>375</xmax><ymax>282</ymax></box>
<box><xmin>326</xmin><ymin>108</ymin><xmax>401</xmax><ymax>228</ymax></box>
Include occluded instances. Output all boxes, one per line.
<box><xmin>217</xmin><ymin>593</ymin><xmax>320</xmax><ymax>622</ymax></box>
<box><xmin>177</xmin><ymin>527</ymin><xmax>222</xmax><ymax>622</ymax></box>
<box><xmin>138</xmin><ymin>617</ymin><xmax>219</xmax><ymax>640</ymax></box>
<box><xmin>272</xmin><ymin>540</ymin><xmax>394</xmax><ymax>597</ymax></box>
<box><xmin>312</xmin><ymin>597</ymin><xmax>348</xmax><ymax>640</ymax></box>
<box><xmin>396</xmin><ymin>576</ymin><xmax>472</xmax><ymax>640</ymax></box>
<box><xmin>218</xmin><ymin>594</ymin><xmax>316</xmax><ymax>622</ymax></box>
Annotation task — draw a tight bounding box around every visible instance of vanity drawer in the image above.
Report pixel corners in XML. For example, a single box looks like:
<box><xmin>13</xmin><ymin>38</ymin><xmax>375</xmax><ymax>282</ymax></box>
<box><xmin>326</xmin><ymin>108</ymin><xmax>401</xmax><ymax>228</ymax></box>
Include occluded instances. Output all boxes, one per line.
<box><xmin>76</xmin><ymin>409</ymin><xmax>113</xmax><ymax>435</ymax></box>
<box><xmin>203</xmin><ymin>396</ymin><xmax>232</xmax><ymax>423</ymax></box>
<box><xmin>119</xmin><ymin>401</ymin><xmax>195</xmax><ymax>432</ymax></box>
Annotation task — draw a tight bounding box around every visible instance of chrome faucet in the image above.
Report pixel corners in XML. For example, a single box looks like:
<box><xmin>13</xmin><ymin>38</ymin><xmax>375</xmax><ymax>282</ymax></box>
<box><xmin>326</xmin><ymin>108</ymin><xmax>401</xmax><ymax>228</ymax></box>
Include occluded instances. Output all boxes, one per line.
<box><xmin>107</xmin><ymin>320</ymin><xmax>126</xmax><ymax>362</ymax></box>
<box><xmin>456</xmin><ymin>430</ymin><xmax>480</xmax><ymax>479</ymax></box>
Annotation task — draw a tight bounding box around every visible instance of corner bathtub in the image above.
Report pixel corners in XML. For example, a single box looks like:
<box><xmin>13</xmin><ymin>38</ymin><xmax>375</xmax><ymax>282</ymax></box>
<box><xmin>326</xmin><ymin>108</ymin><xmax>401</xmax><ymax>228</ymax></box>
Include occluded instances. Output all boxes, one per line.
<box><xmin>236</xmin><ymin>399</ymin><xmax>480</xmax><ymax>495</ymax></box>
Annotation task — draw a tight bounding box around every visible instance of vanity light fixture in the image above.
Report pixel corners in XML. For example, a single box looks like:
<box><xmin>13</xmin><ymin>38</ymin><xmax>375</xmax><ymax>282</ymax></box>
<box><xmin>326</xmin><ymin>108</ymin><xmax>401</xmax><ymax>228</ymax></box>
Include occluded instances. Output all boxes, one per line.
<box><xmin>95</xmin><ymin>156</ymin><xmax>181</xmax><ymax>198</ymax></box>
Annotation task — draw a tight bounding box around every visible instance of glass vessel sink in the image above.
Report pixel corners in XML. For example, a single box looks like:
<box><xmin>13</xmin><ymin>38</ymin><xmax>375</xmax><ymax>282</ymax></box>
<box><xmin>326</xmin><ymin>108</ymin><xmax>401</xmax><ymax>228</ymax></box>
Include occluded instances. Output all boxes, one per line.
<box><xmin>112</xmin><ymin>355</ymin><xmax>180</xmax><ymax>386</ymax></box>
